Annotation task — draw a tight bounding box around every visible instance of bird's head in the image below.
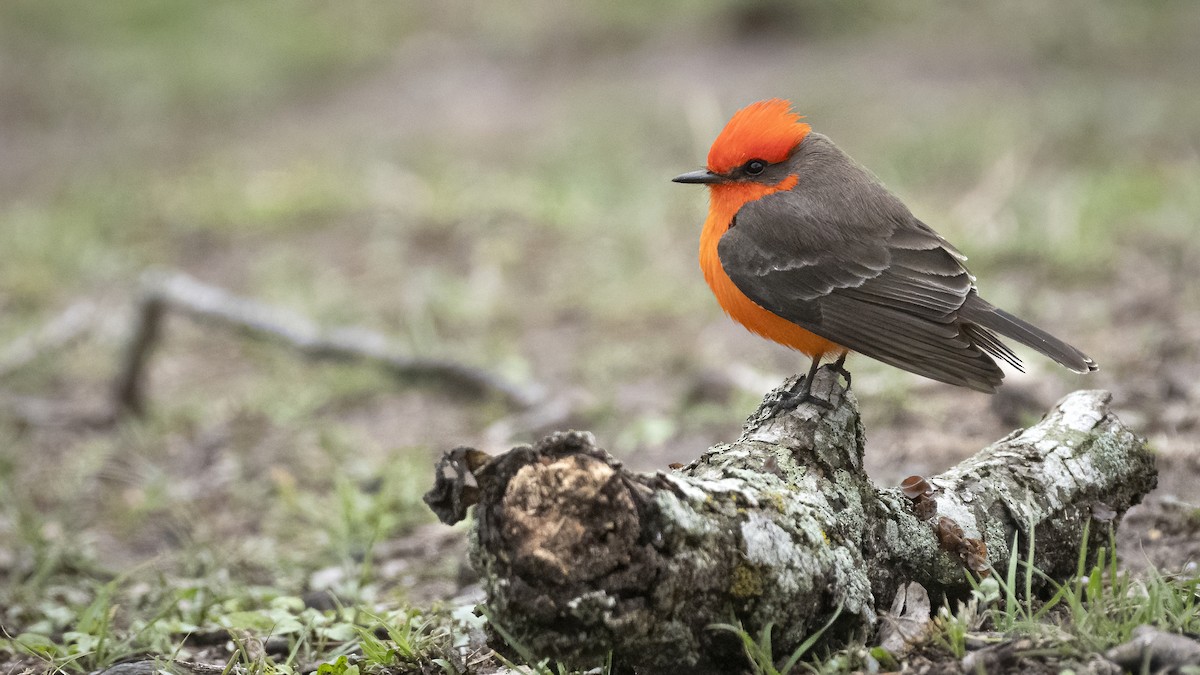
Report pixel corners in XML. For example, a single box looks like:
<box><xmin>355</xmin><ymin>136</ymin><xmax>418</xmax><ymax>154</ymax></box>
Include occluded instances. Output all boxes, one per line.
<box><xmin>673</xmin><ymin>98</ymin><xmax>811</xmax><ymax>187</ymax></box>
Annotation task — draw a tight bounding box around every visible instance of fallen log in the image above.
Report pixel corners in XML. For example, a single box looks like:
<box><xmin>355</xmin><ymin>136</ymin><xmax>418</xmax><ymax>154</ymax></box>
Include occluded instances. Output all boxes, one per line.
<box><xmin>425</xmin><ymin>367</ymin><xmax>1156</xmax><ymax>673</ymax></box>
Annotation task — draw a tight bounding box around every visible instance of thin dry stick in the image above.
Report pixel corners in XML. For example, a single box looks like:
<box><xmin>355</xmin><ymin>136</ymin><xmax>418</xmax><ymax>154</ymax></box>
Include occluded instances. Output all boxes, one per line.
<box><xmin>113</xmin><ymin>271</ymin><xmax>541</xmax><ymax>417</ymax></box>
<box><xmin>0</xmin><ymin>300</ymin><xmax>100</xmax><ymax>380</ymax></box>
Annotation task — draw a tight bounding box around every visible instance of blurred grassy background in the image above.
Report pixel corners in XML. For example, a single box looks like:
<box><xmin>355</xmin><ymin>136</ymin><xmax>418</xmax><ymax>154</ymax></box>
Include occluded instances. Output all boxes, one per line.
<box><xmin>1</xmin><ymin>0</ymin><xmax>1199</xmax><ymax>667</ymax></box>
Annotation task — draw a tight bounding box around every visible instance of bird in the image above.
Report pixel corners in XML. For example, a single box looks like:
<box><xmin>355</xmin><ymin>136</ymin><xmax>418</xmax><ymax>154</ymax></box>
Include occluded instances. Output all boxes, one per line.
<box><xmin>673</xmin><ymin>98</ymin><xmax>1097</xmax><ymax>411</ymax></box>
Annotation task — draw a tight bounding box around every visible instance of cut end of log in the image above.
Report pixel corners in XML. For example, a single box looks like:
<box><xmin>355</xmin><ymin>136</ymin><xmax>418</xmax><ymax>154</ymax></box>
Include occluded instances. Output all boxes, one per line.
<box><xmin>501</xmin><ymin>452</ymin><xmax>641</xmax><ymax>584</ymax></box>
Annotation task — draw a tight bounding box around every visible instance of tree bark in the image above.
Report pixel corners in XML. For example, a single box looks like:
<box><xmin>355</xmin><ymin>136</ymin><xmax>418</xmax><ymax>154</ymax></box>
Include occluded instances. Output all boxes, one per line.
<box><xmin>424</xmin><ymin>368</ymin><xmax>1156</xmax><ymax>673</ymax></box>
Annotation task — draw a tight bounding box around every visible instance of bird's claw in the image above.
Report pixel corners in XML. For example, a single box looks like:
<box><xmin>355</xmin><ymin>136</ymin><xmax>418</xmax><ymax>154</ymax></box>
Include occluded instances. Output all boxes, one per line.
<box><xmin>764</xmin><ymin>377</ymin><xmax>833</xmax><ymax>419</ymax></box>
<box><xmin>825</xmin><ymin>361</ymin><xmax>852</xmax><ymax>389</ymax></box>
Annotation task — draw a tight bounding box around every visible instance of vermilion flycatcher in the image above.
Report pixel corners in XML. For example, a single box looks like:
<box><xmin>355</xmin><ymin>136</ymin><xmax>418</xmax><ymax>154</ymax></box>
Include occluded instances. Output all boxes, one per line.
<box><xmin>674</xmin><ymin>99</ymin><xmax>1096</xmax><ymax>409</ymax></box>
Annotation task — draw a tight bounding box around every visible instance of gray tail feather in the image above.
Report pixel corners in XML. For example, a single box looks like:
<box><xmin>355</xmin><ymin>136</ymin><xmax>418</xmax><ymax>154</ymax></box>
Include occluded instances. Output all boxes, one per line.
<box><xmin>960</xmin><ymin>295</ymin><xmax>1098</xmax><ymax>374</ymax></box>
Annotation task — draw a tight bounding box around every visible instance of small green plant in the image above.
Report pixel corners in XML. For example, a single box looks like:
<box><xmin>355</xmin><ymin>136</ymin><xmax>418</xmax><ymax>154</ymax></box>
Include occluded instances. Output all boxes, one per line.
<box><xmin>710</xmin><ymin>604</ymin><xmax>843</xmax><ymax>675</ymax></box>
<box><xmin>317</xmin><ymin>654</ymin><xmax>361</xmax><ymax>675</ymax></box>
<box><xmin>943</xmin><ymin>520</ymin><xmax>1200</xmax><ymax>661</ymax></box>
<box><xmin>931</xmin><ymin>605</ymin><xmax>968</xmax><ymax>659</ymax></box>
<box><xmin>477</xmin><ymin>606</ymin><xmax>613</xmax><ymax>675</ymax></box>
<box><xmin>477</xmin><ymin>606</ymin><xmax>555</xmax><ymax>675</ymax></box>
<box><xmin>349</xmin><ymin>610</ymin><xmax>450</xmax><ymax>670</ymax></box>
<box><xmin>930</xmin><ymin>576</ymin><xmax>999</xmax><ymax>659</ymax></box>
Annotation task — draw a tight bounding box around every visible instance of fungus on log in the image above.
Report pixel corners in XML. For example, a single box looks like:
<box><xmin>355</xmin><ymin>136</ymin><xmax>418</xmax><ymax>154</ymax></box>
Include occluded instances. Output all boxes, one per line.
<box><xmin>425</xmin><ymin>368</ymin><xmax>1156</xmax><ymax>673</ymax></box>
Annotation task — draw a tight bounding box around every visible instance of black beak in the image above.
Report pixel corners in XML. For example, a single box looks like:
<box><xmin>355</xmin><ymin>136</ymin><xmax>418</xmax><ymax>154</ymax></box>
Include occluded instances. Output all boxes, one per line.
<box><xmin>672</xmin><ymin>169</ymin><xmax>725</xmax><ymax>184</ymax></box>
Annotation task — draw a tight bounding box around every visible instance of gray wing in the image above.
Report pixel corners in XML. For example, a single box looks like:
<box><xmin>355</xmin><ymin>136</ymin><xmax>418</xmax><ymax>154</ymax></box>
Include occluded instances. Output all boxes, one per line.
<box><xmin>718</xmin><ymin>137</ymin><xmax>1018</xmax><ymax>391</ymax></box>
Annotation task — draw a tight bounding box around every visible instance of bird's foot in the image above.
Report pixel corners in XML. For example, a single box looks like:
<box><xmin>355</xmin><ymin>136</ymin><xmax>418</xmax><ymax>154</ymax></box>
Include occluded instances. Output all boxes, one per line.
<box><xmin>778</xmin><ymin>389</ymin><xmax>835</xmax><ymax>413</ymax></box>
<box><xmin>765</xmin><ymin>376</ymin><xmax>833</xmax><ymax>419</ymax></box>
<box><xmin>824</xmin><ymin>359</ymin><xmax>852</xmax><ymax>390</ymax></box>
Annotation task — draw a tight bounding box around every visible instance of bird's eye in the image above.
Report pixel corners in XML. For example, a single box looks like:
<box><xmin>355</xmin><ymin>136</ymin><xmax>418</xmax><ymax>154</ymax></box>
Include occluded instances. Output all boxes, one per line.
<box><xmin>744</xmin><ymin>159</ymin><xmax>767</xmax><ymax>176</ymax></box>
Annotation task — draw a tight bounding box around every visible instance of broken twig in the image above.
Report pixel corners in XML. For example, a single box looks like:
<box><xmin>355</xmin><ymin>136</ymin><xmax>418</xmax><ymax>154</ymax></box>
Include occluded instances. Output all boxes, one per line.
<box><xmin>0</xmin><ymin>300</ymin><xmax>99</xmax><ymax>380</ymax></box>
<box><xmin>113</xmin><ymin>271</ymin><xmax>540</xmax><ymax>417</ymax></box>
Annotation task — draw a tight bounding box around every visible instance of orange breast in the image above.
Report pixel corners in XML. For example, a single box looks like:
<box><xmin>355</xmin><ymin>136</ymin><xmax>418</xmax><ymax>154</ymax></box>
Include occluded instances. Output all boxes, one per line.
<box><xmin>700</xmin><ymin>177</ymin><xmax>845</xmax><ymax>359</ymax></box>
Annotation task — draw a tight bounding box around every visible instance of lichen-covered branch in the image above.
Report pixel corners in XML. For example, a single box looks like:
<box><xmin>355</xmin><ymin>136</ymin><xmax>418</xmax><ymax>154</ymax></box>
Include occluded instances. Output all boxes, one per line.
<box><xmin>424</xmin><ymin>368</ymin><xmax>1155</xmax><ymax>673</ymax></box>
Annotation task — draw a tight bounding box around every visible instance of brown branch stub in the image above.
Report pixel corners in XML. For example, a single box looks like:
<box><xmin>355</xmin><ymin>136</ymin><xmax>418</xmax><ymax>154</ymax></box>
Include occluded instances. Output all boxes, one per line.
<box><xmin>425</xmin><ymin>446</ymin><xmax>494</xmax><ymax>525</ymax></box>
<box><xmin>429</xmin><ymin>368</ymin><xmax>1157</xmax><ymax>672</ymax></box>
<box><xmin>113</xmin><ymin>293</ymin><xmax>166</xmax><ymax>417</ymax></box>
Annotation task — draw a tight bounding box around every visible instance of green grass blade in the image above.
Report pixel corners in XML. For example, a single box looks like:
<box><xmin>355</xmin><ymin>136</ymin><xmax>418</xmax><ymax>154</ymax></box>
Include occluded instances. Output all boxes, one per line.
<box><xmin>1005</xmin><ymin>531</ymin><xmax>1020</xmax><ymax>629</ymax></box>
<box><xmin>779</xmin><ymin>603</ymin><xmax>843</xmax><ymax>675</ymax></box>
